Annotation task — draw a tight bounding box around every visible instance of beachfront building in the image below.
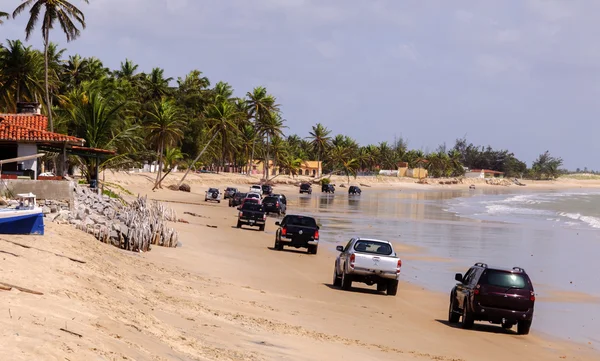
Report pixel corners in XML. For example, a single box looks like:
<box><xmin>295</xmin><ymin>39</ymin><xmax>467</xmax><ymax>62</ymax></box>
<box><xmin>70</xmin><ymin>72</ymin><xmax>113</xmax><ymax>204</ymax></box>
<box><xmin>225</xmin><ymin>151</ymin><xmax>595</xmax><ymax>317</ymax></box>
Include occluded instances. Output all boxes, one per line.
<box><xmin>252</xmin><ymin>160</ymin><xmax>322</xmax><ymax>177</ymax></box>
<box><xmin>0</xmin><ymin>102</ymin><xmax>114</xmax><ymax>181</ymax></box>
<box><xmin>465</xmin><ymin>169</ymin><xmax>505</xmax><ymax>179</ymax></box>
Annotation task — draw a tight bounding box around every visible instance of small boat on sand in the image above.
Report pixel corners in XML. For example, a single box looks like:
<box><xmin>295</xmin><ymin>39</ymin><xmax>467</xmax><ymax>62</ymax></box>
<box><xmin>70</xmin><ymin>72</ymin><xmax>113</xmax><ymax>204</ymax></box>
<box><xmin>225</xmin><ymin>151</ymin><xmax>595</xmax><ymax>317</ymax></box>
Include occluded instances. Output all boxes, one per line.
<box><xmin>0</xmin><ymin>193</ymin><xmax>44</xmax><ymax>235</ymax></box>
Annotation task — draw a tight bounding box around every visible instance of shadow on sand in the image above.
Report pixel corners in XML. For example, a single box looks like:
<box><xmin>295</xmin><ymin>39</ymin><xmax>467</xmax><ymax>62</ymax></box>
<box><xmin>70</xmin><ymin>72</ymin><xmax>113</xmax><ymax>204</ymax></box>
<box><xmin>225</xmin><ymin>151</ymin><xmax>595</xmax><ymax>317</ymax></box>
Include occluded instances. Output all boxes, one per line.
<box><xmin>266</xmin><ymin>247</ymin><xmax>311</xmax><ymax>255</ymax></box>
<box><xmin>322</xmin><ymin>283</ymin><xmax>384</xmax><ymax>296</ymax></box>
<box><xmin>435</xmin><ymin>319</ymin><xmax>518</xmax><ymax>335</ymax></box>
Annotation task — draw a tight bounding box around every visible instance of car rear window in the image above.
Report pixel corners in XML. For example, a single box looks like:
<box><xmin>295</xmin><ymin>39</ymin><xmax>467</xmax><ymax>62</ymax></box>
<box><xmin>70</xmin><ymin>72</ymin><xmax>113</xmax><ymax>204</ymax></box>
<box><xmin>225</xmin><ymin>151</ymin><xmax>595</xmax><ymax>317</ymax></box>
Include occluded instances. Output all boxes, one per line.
<box><xmin>354</xmin><ymin>241</ymin><xmax>393</xmax><ymax>255</ymax></box>
<box><xmin>482</xmin><ymin>271</ymin><xmax>527</xmax><ymax>289</ymax></box>
<box><xmin>300</xmin><ymin>184</ymin><xmax>310</xmax><ymax>189</ymax></box>
<box><xmin>286</xmin><ymin>216</ymin><xmax>317</xmax><ymax>228</ymax></box>
<box><xmin>208</xmin><ymin>188</ymin><xmax>218</xmax><ymax>192</ymax></box>
<box><xmin>242</xmin><ymin>203</ymin><xmax>263</xmax><ymax>211</ymax></box>
<box><xmin>263</xmin><ymin>197</ymin><xmax>277</xmax><ymax>203</ymax></box>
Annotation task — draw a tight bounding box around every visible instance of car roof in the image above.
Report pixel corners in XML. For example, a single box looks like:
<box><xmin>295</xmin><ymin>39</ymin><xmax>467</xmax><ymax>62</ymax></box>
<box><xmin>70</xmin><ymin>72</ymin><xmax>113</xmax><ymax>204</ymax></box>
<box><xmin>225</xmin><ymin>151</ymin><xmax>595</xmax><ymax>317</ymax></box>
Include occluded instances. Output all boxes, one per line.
<box><xmin>471</xmin><ymin>263</ymin><xmax>528</xmax><ymax>274</ymax></box>
<box><xmin>285</xmin><ymin>214</ymin><xmax>316</xmax><ymax>219</ymax></box>
<box><xmin>355</xmin><ymin>237</ymin><xmax>392</xmax><ymax>245</ymax></box>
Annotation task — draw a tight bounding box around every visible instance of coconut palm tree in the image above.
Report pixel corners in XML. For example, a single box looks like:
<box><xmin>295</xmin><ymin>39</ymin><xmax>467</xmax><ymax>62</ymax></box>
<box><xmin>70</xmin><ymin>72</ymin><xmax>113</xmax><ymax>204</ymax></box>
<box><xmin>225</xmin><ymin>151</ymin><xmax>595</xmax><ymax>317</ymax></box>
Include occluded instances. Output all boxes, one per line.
<box><xmin>307</xmin><ymin>123</ymin><xmax>331</xmax><ymax>168</ymax></box>
<box><xmin>0</xmin><ymin>39</ymin><xmax>45</xmax><ymax>111</ymax></box>
<box><xmin>329</xmin><ymin>145</ymin><xmax>359</xmax><ymax>183</ymax></box>
<box><xmin>145</xmin><ymin>99</ymin><xmax>185</xmax><ymax>189</ymax></box>
<box><xmin>142</xmin><ymin>67</ymin><xmax>173</xmax><ymax>102</ymax></box>
<box><xmin>13</xmin><ymin>0</ymin><xmax>89</xmax><ymax>132</ymax></box>
<box><xmin>177</xmin><ymin>100</ymin><xmax>242</xmax><ymax>185</ymax></box>
<box><xmin>246</xmin><ymin>86</ymin><xmax>279</xmax><ymax>175</ymax></box>
<box><xmin>59</xmin><ymin>82</ymin><xmax>141</xmax><ymax>182</ymax></box>
<box><xmin>0</xmin><ymin>11</ymin><xmax>9</xmax><ymax>24</ymax></box>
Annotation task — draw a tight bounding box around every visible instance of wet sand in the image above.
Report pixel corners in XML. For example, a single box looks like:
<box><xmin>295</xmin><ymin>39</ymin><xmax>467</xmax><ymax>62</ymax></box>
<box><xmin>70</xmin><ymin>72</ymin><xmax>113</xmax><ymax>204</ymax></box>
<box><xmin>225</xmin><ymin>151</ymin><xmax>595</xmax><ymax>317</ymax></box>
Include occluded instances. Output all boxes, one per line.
<box><xmin>1</xmin><ymin>176</ymin><xmax>599</xmax><ymax>360</ymax></box>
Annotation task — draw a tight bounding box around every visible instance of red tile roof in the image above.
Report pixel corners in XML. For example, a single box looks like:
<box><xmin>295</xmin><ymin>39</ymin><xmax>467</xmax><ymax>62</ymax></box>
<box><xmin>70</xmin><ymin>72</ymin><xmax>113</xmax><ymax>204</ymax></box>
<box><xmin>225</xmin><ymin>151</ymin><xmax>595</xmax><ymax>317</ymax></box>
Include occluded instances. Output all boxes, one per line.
<box><xmin>0</xmin><ymin>114</ymin><xmax>84</xmax><ymax>145</ymax></box>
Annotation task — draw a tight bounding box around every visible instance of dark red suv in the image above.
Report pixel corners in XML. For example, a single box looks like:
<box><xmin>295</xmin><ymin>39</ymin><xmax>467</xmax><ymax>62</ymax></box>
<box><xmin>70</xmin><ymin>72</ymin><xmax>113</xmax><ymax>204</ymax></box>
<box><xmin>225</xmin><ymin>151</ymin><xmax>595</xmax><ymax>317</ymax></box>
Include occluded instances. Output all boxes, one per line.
<box><xmin>448</xmin><ymin>262</ymin><xmax>535</xmax><ymax>335</ymax></box>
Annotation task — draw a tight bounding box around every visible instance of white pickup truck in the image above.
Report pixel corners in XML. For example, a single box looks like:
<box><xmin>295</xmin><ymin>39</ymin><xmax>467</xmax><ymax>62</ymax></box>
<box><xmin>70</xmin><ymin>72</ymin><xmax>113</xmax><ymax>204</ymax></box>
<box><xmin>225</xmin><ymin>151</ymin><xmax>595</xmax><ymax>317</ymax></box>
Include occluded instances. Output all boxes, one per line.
<box><xmin>333</xmin><ymin>238</ymin><xmax>402</xmax><ymax>296</ymax></box>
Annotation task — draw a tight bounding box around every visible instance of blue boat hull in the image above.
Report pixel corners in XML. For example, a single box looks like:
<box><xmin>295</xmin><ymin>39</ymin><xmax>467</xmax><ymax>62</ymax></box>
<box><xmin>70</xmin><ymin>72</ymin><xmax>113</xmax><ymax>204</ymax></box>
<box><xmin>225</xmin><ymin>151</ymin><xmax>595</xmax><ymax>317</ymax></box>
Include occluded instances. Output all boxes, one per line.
<box><xmin>0</xmin><ymin>212</ymin><xmax>45</xmax><ymax>235</ymax></box>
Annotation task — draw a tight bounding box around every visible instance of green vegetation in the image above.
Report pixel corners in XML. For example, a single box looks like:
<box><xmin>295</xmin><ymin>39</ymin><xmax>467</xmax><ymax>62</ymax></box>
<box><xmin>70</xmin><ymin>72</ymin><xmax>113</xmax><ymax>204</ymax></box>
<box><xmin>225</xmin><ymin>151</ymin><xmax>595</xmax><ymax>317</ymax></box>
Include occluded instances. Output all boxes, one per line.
<box><xmin>0</xmin><ymin>3</ymin><xmax>567</xmax><ymax>182</ymax></box>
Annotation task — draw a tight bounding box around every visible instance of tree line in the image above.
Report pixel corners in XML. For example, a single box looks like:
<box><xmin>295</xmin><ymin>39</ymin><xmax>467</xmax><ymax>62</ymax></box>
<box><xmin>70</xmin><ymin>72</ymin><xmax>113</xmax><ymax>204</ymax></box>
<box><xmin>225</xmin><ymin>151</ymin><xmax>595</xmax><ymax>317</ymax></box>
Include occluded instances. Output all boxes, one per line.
<box><xmin>0</xmin><ymin>1</ymin><xmax>565</xmax><ymax>186</ymax></box>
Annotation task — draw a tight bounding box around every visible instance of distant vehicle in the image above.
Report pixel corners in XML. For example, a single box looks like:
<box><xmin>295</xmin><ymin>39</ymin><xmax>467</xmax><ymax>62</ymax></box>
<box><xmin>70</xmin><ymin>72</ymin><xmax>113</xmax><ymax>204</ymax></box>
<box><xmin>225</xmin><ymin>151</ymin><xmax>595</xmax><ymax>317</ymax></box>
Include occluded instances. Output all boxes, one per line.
<box><xmin>240</xmin><ymin>197</ymin><xmax>260</xmax><ymax>208</ymax></box>
<box><xmin>274</xmin><ymin>215</ymin><xmax>320</xmax><ymax>254</ymax></box>
<box><xmin>224</xmin><ymin>187</ymin><xmax>238</xmax><ymax>199</ymax></box>
<box><xmin>448</xmin><ymin>263</ymin><xmax>535</xmax><ymax>335</ymax></box>
<box><xmin>249</xmin><ymin>185</ymin><xmax>263</xmax><ymax>196</ymax></box>
<box><xmin>299</xmin><ymin>183</ymin><xmax>312</xmax><ymax>194</ymax></box>
<box><xmin>348</xmin><ymin>186</ymin><xmax>362</xmax><ymax>195</ymax></box>
<box><xmin>246</xmin><ymin>192</ymin><xmax>261</xmax><ymax>202</ymax></box>
<box><xmin>322</xmin><ymin>184</ymin><xmax>335</xmax><ymax>193</ymax></box>
<box><xmin>237</xmin><ymin>202</ymin><xmax>266</xmax><ymax>231</ymax></box>
<box><xmin>204</xmin><ymin>188</ymin><xmax>221</xmax><ymax>203</ymax></box>
<box><xmin>229</xmin><ymin>192</ymin><xmax>247</xmax><ymax>207</ymax></box>
<box><xmin>263</xmin><ymin>196</ymin><xmax>286</xmax><ymax>216</ymax></box>
<box><xmin>261</xmin><ymin>184</ymin><xmax>273</xmax><ymax>196</ymax></box>
<box><xmin>333</xmin><ymin>238</ymin><xmax>401</xmax><ymax>296</ymax></box>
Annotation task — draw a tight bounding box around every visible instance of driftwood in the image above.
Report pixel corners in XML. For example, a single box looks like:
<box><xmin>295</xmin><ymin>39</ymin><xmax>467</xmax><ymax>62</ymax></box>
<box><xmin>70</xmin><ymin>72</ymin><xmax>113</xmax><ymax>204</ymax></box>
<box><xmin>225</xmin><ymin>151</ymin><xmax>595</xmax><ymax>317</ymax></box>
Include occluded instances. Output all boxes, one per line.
<box><xmin>184</xmin><ymin>211</ymin><xmax>208</xmax><ymax>218</ymax></box>
<box><xmin>0</xmin><ymin>282</ymin><xmax>43</xmax><ymax>295</ymax></box>
<box><xmin>0</xmin><ymin>285</ymin><xmax>12</xmax><ymax>291</ymax></box>
<box><xmin>0</xmin><ymin>238</ymin><xmax>85</xmax><ymax>264</ymax></box>
<box><xmin>60</xmin><ymin>328</ymin><xmax>83</xmax><ymax>338</ymax></box>
<box><xmin>0</xmin><ymin>250</ymin><xmax>20</xmax><ymax>257</ymax></box>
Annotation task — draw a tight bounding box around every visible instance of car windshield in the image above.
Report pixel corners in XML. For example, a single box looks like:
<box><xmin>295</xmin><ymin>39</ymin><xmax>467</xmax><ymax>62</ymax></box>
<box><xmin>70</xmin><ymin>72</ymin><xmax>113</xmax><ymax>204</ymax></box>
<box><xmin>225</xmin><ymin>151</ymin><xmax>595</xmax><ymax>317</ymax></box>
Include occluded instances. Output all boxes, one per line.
<box><xmin>262</xmin><ymin>185</ymin><xmax>270</xmax><ymax>190</ymax></box>
<box><xmin>235</xmin><ymin>192</ymin><xmax>246</xmax><ymax>198</ymax></box>
<box><xmin>285</xmin><ymin>216</ymin><xmax>317</xmax><ymax>228</ymax></box>
<box><xmin>353</xmin><ymin>240</ymin><xmax>393</xmax><ymax>255</ymax></box>
<box><xmin>251</xmin><ymin>186</ymin><xmax>261</xmax><ymax>189</ymax></box>
<box><xmin>226</xmin><ymin>188</ymin><xmax>235</xmax><ymax>191</ymax></box>
<box><xmin>247</xmin><ymin>193</ymin><xmax>259</xmax><ymax>199</ymax></box>
<box><xmin>242</xmin><ymin>203</ymin><xmax>263</xmax><ymax>211</ymax></box>
<box><xmin>482</xmin><ymin>270</ymin><xmax>527</xmax><ymax>289</ymax></box>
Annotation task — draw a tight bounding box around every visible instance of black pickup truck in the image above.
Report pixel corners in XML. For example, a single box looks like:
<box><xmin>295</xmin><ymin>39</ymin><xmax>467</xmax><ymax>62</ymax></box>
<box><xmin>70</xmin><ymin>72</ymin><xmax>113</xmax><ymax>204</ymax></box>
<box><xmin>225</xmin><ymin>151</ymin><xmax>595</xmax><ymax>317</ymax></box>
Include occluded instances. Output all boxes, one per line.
<box><xmin>274</xmin><ymin>215</ymin><xmax>320</xmax><ymax>254</ymax></box>
<box><xmin>237</xmin><ymin>202</ymin><xmax>267</xmax><ymax>231</ymax></box>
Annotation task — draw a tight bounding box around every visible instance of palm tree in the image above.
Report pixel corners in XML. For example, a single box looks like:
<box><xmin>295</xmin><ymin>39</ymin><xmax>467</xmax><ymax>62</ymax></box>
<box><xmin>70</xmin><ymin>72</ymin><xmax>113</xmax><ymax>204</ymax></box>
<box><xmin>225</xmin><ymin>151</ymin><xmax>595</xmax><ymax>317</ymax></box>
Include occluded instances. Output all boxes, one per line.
<box><xmin>59</xmin><ymin>82</ymin><xmax>141</xmax><ymax>182</ymax></box>
<box><xmin>307</xmin><ymin>123</ymin><xmax>331</xmax><ymax>170</ymax></box>
<box><xmin>142</xmin><ymin>67</ymin><xmax>173</xmax><ymax>102</ymax></box>
<box><xmin>0</xmin><ymin>40</ymin><xmax>45</xmax><ymax>111</ymax></box>
<box><xmin>0</xmin><ymin>11</ymin><xmax>9</xmax><ymax>24</ymax></box>
<box><xmin>177</xmin><ymin>100</ymin><xmax>242</xmax><ymax>186</ymax></box>
<box><xmin>257</xmin><ymin>111</ymin><xmax>285</xmax><ymax>178</ymax></box>
<box><xmin>246</xmin><ymin>86</ymin><xmax>279</xmax><ymax>175</ymax></box>
<box><xmin>114</xmin><ymin>59</ymin><xmax>139</xmax><ymax>80</ymax></box>
<box><xmin>13</xmin><ymin>0</ymin><xmax>89</xmax><ymax>132</ymax></box>
<box><xmin>145</xmin><ymin>99</ymin><xmax>185</xmax><ymax>189</ymax></box>
<box><xmin>329</xmin><ymin>145</ymin><xmax>359</xmax><ymax>183</ymax></box>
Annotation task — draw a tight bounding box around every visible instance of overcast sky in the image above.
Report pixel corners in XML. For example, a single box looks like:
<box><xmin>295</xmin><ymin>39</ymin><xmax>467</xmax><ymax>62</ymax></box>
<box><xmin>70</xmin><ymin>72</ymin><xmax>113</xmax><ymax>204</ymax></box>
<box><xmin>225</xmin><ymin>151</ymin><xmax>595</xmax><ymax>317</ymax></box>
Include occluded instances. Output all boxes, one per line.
<box><xmin>2</xmin><ymin>0</ymin><xmax>599</xmax><ymax>170</ymax></box>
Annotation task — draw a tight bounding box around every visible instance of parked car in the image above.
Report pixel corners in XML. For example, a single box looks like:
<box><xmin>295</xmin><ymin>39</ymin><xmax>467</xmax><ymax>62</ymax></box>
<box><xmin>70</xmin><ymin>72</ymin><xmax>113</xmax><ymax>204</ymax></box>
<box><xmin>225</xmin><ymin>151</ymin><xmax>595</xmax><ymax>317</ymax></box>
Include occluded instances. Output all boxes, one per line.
<box><xmin>333</xmin><ymin>238</ymin><xmax>402</xmax><ymax>296</ymax></box>
<box><xmin>448</xmin><ymin>263</ymin><xmax>535</xmax><ymax>335</ymax></box>
<box><xmin>274</xmin><ymin>215</ymin><xmax>320</xmax><ymax>254</ymax></box>
<box><xmin>348</xmin><ymin>186</ymin><xmax>362</xmax><ymax>195</ymax></box>
<box><xmin>237</xmin><ymin>202</ymin><xmax>266</xmax><ymax>231</ymax></box>
<box><xmin>224</xmin><ymin>187</ymin><xmax>238</xmax><ymax>199</ymax></box>
<box><xmin>263</xmin><ymin>196</ymin><xmax>286</xmax><ymax>215</ymax></box>
<box><xmin>262</xmin><ymin>184</ymin><xmax>273</xmax><ymax>196</ymax></box>
<box><xmin>229</xmin><ymin>192</ymin><xmax>247</xmax><ymax>207</ymax></box>
<box><xmin>322</xmin><ymin>184</ymin><xmax>335</xmax><ymax>193</ymax></box>
<box><xmin>204</xmin><ymin>188</ymin><xmax>221</xmax><ymax>203</ymax></box>
<box><xmin>249</xmin><ymin>185</ymin><xmax>263</xmax><ymax>196</ymax></box>
<box><xmin>299</xmin><ymin>183</ymin><xmax>312</xmax><ymax>194</ymax></box>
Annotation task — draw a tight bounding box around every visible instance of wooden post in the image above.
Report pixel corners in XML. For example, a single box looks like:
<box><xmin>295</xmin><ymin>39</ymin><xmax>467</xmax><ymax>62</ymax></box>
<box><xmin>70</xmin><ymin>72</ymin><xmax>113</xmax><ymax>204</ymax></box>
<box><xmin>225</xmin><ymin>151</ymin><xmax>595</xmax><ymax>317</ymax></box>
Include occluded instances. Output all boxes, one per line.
<box><xmin>62</xmin><ymin>142</ymin><xmax>67</xmax><ymax>177</ymax></box>
<box><xmin>95</xmin><ymin>155</ymin><xmax>100</xmax><ymax>195</ymax></box>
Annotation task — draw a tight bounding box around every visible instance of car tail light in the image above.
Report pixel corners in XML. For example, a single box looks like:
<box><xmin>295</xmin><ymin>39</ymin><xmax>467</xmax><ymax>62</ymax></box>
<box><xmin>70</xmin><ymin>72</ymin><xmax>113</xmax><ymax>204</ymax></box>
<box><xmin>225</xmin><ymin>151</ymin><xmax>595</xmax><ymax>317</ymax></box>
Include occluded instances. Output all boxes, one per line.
<box><xmin>314</xmin><ymin>230</ymin><xmax>319</xmax><ymax>240</ymax></box>
<box><xmin>238</xmin><ymin>211</ymin><xmax>243</xmax><ymax>217</ymax></box>
<box><xmin>396</xmin><ymin>259</ymin><xmax>402</xmax><ymax>274</ymax></box>
<box><xmin>276</xmin><ymin>203</ymin><xmax>280</xmax><ymax>208</ymax></box>
<box><xmin>474</xmin><ymin>284</ymin><xmax>481</xmax><ymax>295</ymax></box>
<box><xmin>530</xmin><ymin>291</ymin><xmax>536</xmax><ymax>302</ymax></box>
<box><xmin>263</xmin><ymin>213</ymin><xmax>267</xmax><ymax>220</ymax></box>
<box><xmin>350</xmin><ymin>254</ymin><xmax>355</xmax><ymax>269</ymax></box>
<box><xmin>281</xmin><ymin>227</ymin><xmax>287</xmax><ymax>236</ymax></box>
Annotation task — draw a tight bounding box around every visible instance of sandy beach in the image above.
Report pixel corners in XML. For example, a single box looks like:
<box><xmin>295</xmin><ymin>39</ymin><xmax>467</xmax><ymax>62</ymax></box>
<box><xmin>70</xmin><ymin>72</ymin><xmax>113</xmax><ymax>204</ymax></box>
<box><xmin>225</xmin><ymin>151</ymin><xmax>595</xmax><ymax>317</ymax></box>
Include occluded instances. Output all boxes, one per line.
<box><xmin>1</xmin><ymin>172</ymin><xmax>599</xmax><ymax>360</ymax></box>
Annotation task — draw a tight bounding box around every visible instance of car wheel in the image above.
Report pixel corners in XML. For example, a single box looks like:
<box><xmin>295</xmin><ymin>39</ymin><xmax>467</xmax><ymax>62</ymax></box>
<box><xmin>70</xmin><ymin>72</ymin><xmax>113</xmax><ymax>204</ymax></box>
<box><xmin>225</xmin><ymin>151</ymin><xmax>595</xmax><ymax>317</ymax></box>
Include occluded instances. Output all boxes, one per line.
<box><xmin>308</xmin><ymin>245</ymin><xmax>318</xmax><ymax>255</ymax></box>
<box><xmin>448</xmin><ymin>295</ymin><xmax>460</xmax><ymax>323</ymax></box>
<box><xmin>341</xmin><ymin>270</ymin><xmax>352</xmax><ymax>291</ymax></box>
<box><xmin>501</xmin><ymin>322</ymin><xmax>514</xmax><ymax>330</ymax></box>
<box><xmin>461</xmin><ymin>304</ymin><xmax>474</xmax><ymax>329</ymax></box>
<box><xmin>218</xmin><ymin>200</ymin><xmax>221</xmax><ymax>203</ymax></box>
<box><xmin>333</xmin><ymin>266</ymin><xmax>342</xmax><ymax>287</ymax></box>
<box><xmin>377</xmin><ymin>282</ymin><xmax>387</xmax><ymax>292</ymax></box>
<box><xmin>259</xmin><ymin>225</ymin><xmax>265</xmax><ymax>231</ymax></box>
<box><xmin>236</xmin><ymin>221</ymin><xmax>242</xmax><ymax>228</ymax></box>
<box><xmin>517</xmin><ymin>320</ymin><xmax>531</xmax><ymax>335</ymax></box>
<box><xmin>386</xmin><ymin>280</ymin><xmax>398</xmax><ymax>296</ymax></box>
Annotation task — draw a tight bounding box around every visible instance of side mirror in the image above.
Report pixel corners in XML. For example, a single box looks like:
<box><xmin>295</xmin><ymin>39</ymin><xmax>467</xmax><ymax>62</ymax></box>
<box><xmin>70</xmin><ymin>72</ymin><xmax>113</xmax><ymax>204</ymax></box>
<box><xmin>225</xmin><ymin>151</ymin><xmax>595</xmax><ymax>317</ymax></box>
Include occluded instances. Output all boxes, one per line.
<box><xmin>275</xmin><ymin>221</ymin><xmax>280</xmax><ymax>226</ymax></box>
<box><xmin>455</xmin><ymin>273</ymin><xmax>463</xmax><ymax>282</ymax></box>
<box><xmin>336</xmin><ymin>245</ymin><xmax>344</xmax><ymax>252</ymax></box>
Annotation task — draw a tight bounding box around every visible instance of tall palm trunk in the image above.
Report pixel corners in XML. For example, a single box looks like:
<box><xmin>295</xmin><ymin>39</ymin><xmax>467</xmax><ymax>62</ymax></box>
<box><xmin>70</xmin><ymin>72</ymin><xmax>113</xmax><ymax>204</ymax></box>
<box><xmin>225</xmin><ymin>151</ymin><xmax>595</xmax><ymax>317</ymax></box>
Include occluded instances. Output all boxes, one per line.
<box><xmin>44</xmin><ymin>29</ymin><xmax>53</xmax><ymax>132</ymax></box>
<box><xmin>178</xmin><ymin>131</ymin><xmax>219</xmax><ymax>186</ymax></box>
<box><xmin>264</xmin><ymin>134</ymin><xmax>270</xmax><ymax>179</ymax></box>
<box><xmin>154</xmin><ymin>139</ymin><xmax>164</xmax><ymax>188</ymax></box>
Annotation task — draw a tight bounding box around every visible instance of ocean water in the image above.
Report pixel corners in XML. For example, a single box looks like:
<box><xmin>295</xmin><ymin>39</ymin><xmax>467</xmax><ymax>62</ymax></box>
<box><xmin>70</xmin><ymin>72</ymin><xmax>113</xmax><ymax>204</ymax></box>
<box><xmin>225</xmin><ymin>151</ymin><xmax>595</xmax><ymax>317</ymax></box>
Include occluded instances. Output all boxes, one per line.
<box><xmin>286</xmin><ymin>187</ymin><xmax>600</xmax><ymax>346</ymax></box>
